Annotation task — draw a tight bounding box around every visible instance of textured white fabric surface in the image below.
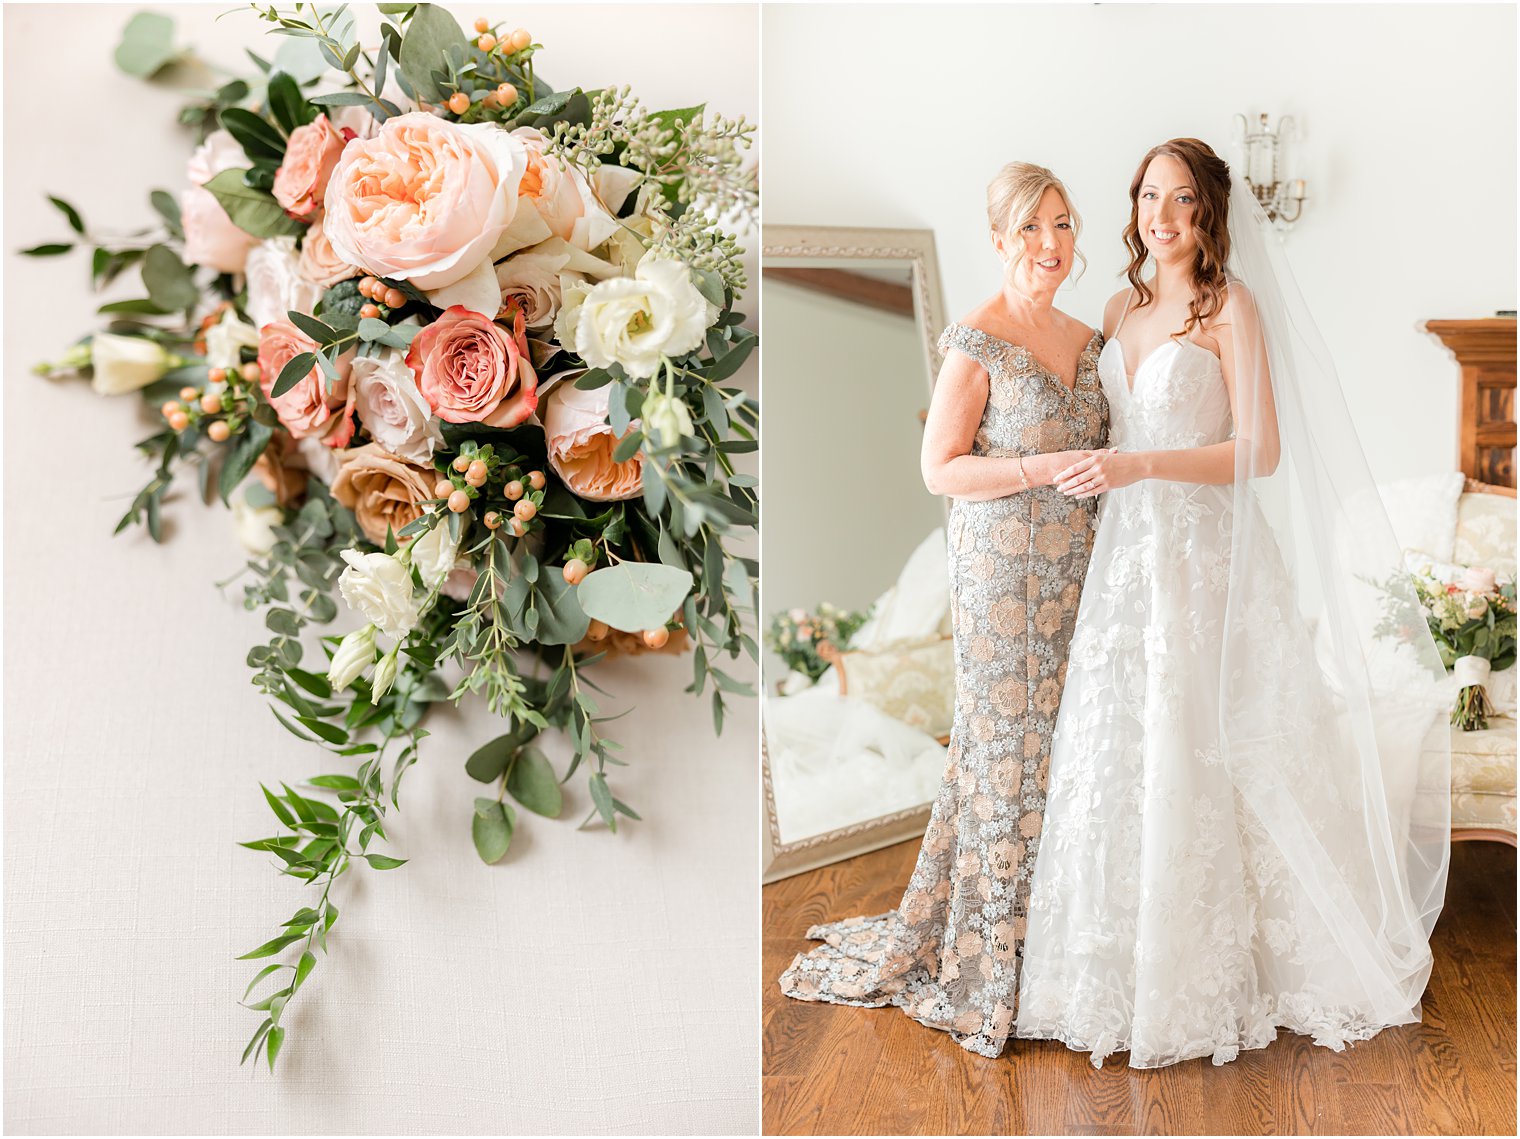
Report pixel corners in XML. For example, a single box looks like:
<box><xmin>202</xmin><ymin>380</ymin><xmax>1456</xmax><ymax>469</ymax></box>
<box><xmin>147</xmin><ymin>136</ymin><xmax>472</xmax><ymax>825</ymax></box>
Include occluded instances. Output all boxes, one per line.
<box><xmin>3</xmin><ymin>5</ymin><xmax>759</xmax><ymax>1134</ymax></box>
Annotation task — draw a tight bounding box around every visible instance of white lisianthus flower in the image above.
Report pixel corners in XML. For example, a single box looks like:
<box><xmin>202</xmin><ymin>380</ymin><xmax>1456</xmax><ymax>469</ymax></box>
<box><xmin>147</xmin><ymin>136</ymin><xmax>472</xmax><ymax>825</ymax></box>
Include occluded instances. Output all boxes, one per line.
<box><xmin>229</xmin><ymin>490</ymin><xmax>285</xmax><ymax>555</ymax></box>
<box><xmin>338</xmin><ymin>549</ymin><xmax>421</xmax><ymax>638</ymax></box>
<box><xmin>245</xmin><ymin>236</ymin><xmax>323</xmax><ymax>330</ymax></box>
<box><xmin>352</xmin><ymin>347</ymin><xmax>443</xmax><ymax>465</ymax></box>
<box><xmin>566</xmin><ymin>253</ymin><xmax>718</xmax><ymax>379</ymax></box>
<box><xmin>640</xmin><ymin>389</ymin><xmax>695</xmax><ymax>448</ymax></box>
<box><xmin>370</xmin><ymin>649</ymin><xmax>399</xmax><ymax>702</ymax></box>
<box><xmin>328</xmin><ymin>625</ymin><xmax>377</xmax><ymax>691</ymax></box>
<box><xmin>204</xmin><ymin>310</ymin><xmax>261</xmax><ymax>372</ymax></box>
<box><xmin>90</xmin><ymin>333</ymin><xmax>180</xmax><ymax>395</ymax></box>
<box><xmin>408</xmin><ymin>520</ymin><xmax>461</xmax><ymax>590</ymax></box>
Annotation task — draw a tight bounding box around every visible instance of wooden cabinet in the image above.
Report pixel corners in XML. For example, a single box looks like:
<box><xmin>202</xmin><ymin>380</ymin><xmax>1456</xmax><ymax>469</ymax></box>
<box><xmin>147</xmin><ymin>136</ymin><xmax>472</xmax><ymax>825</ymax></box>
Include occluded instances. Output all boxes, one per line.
<box><xmin>1425</xmin><ymin>318</ymin><xmax>1517</xmax><ymax>488</ymax></box>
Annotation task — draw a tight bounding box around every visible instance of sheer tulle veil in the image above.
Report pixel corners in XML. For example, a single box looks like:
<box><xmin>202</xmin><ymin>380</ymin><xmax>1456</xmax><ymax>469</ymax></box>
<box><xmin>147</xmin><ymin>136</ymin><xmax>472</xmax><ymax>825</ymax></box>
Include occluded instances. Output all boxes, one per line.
<box><xmin>1218</xmin><ymin>173</ymin><xmax>1451</xmax><ymax>1018</ymax></box>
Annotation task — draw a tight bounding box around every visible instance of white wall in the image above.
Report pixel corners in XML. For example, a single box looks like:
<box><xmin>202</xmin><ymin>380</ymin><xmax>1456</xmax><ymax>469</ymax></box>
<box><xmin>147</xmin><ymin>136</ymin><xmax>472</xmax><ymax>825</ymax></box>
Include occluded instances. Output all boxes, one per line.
<box><xmin>763</xmin><ymin>279</ymin><xmax>945</xmax><ymax>645</ymax></box>
<box><xmin>762</xmin><ymin>2</ymin><xmax>1516</xmax><ymax>483</ymax></box>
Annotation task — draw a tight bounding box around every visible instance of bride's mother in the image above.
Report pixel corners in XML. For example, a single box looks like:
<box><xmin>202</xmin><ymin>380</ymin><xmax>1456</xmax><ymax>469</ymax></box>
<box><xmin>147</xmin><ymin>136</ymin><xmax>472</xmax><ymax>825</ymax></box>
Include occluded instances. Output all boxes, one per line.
<box><xmin>778</xmin><ymin>162</ymin><xmax>1110</xmax><ymax>1059</ymax></box>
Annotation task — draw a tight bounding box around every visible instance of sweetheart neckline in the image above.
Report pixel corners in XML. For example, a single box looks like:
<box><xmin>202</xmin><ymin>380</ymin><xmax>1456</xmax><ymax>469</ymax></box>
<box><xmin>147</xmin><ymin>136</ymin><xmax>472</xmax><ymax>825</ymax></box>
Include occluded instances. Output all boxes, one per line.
<box><xmin>1101</xmin><ymin>336</ymin><xmax>1219</xmax><ymax>396</ymax></box>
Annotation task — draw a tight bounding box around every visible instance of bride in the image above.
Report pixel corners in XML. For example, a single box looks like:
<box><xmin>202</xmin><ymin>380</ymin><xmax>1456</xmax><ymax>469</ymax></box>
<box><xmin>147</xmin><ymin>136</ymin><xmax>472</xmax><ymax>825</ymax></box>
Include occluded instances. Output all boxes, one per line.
<box><xmin>1013</xmin><ymin>138</ymin><xmax>1452</xmax><ymax>1068</ymax></box>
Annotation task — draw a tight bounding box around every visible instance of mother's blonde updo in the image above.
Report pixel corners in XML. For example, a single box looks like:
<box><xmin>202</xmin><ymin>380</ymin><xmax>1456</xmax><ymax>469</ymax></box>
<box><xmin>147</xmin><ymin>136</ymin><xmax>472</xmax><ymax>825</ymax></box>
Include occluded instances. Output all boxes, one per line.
<box><xmin>986</xmin><ymin>161</ymin><xmax>1086</xmax><ymax>279</ymax></box>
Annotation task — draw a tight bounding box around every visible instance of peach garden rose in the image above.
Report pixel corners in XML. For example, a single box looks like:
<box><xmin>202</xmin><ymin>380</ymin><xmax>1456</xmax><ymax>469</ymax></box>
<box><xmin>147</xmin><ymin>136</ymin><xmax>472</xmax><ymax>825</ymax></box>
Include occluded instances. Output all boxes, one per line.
<box><xmin>257</xmin><ymin>319</ymin><xmax>354</xmax><ymax>443</ymax></box>
<box><xmin>406</xmin><ymin>303</ymin><xmax>537</xmax><ymax>427</ymax></box>
<box><xmin>298</xmin><ymin>213</ymin><xmax>361</xmax><ymax>289</ymax></box>
<box><xmin>542</xmin><ymin>380</ymin><xmax>643</xmax><ymax>502</ymax></box>
<box><xmin>181</xmin><ymin>129</ymin><xmax>259</xmax><ymax>274</ymax></box>
<box><xmin>330</xmin><ymin>444</ymin><xmax>437</xmax><ymax>547</ymax></box>
<box><xmin>322</xmin><ymin>111</ymin><xmax>528</xmax><ymax>290</ymax></box>
<box><xmin>272</xmin><ymin>114</ymin><xmax>346</xmax><ymax>218</ymax></box>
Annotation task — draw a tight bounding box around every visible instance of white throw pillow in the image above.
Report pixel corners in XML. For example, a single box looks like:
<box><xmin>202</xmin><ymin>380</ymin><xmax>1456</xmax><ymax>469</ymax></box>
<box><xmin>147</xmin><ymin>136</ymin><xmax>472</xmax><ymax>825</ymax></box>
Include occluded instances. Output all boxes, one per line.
<box><xmin>853</xmin><ymin>527</ymin><xmax>950</xmax><ymax>652</ymax></box>
<box><xmin>1378</xmin><ymin>472</ymin><xmax>1464</xmax><ymax>561</ymax></box>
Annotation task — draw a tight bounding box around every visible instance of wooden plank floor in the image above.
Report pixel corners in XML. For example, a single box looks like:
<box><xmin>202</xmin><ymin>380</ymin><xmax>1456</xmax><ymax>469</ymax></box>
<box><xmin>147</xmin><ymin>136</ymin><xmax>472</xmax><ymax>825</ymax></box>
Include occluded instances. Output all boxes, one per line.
<box><xmin>763</xmin><ymin>838</ymin><xmax>1517</xmax><ymax>1136</ymax></box>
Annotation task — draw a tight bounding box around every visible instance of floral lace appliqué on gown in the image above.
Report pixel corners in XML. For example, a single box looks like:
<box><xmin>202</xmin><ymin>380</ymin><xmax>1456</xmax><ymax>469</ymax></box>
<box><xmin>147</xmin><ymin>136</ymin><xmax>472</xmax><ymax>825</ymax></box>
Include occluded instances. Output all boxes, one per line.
<box><xmin>777</xmin><ymin>324</ymin><xmax>1108</xmax><ymax>1059</ymax></box>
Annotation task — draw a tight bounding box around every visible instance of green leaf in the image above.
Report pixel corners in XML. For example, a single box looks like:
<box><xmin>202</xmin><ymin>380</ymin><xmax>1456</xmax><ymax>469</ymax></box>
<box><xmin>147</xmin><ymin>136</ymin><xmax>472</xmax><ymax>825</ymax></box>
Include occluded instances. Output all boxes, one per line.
<box><xmin>114</xmin><ymin>11</ymin><xmax>177</xmax><ymax>78</ymax></box>
<box><xmin>201</xmin><ymin>168</ymin><xmax>304</xmax><ymax>240</ymax></box>
<box><xmin>363</xmin><ymin>853</ymin><xmax>408</xmax><ymax>869</ymax></box>
<box><xmin>260</xmin><ymin>783</ymin><xmax>296</xmax><ymax>827</ymax></box>
<box><xmin>288</xmin><ymin>311</ymin><xmax>339</xmax><ymax>345</ymax></box>
<box><xmin>690</xmin><ymin>266</ymin><xmax>725</xmax><ymax>309</ymax></box>
<box><xmin>97</xmin><ymin>298</ymin><xmax>169</xmax><ymax>316</ymax></box>
<box><xmin>266</xmin><ymin>70</ymin><xmax>315</xmax><ymax>134</ymax></box>
<box><xmin>530</xmin><ymin>570</ymin><xmax>591</xmax><ymax>646</ymax></box>
<box><xmin>242</xmin><ymin>963</ymin><xmax>287</xmax><ymax>1001</ymax></box>
<box><xmin>293</xmin><ymin>951</ymin><xmax>317</xmax><ymax>992</ymax></box>
<box><xmin>471</xmin><ymin>797</ymin><xmax>515</xmax><ymax>864</ymax></box>
<box><xmin>398</xmin><ymin>3</ymin><xmax>469</xmax><ymax>102</ymax></box>
<box><xmin>704</xmin><ymin>336</ymin><xmax>755</xmax><ymax>382</ymax></box>
<box><xmin>573</xmin><ymin>368</ymin><xmax>614</xmax><ymax>390</ymax></box>
<box><xmin>237</xmin><ymin>932</ymin><xmax>304</xmax><ymax>960</ymax></box>
<box><xmin>218</xmin><ymin>419</ymin><xmax>274</xmax><ymax>503</ymax></box>
<box><xmin>270</xmin><ymin>351</ymin><xmax>317</xmax><ymax>399</ymax></box>
<box><xmin>241</xmin><ymin>1018</ymin><xmax>274</xmax><ymax>1065</ymax></box>
<box><xmin>575</xmin><ymin>563</ymin><xmax>693</xmax><ymax>634</ymax></box>
<box><xmin>21</xmin><ymin>243</ymin><xmax>73</xmax><ymax>257</ymax></box>
<box><xmin>47</xmin><ymin>195</ymin><xmax>85</xmax><ymax>235</ymax></box>
<box><xmin>588</xmin><ymin>773</ymin><xmax>616</xmax><ymax>832</ymax></box>
<box><xmin>221</xmin><ymin>107</ymin><xmax>287</xmax><ymax>163</ymax></box>
<box><xmin>506</xmin><ymin>746</ymin><xmax>562</xmax><ymax>818</ymax></box>
<box><xmin>266</xmin><ymin>1026</ymin><xmax>286</xmax><ymax>1070</ymax></box>
<box><xmin>465</xmin><ymin>722</ymin><xmax>538</xmax><ymax>782</ymax></box>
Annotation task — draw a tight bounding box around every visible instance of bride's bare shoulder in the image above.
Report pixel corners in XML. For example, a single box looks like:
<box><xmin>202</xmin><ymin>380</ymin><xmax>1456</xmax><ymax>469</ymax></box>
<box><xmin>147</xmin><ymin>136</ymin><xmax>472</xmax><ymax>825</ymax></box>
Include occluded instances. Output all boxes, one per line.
<box><xmin>1100</xmin><ymin>287</ymin><xmax>1133</xmax><ymax>338</ymax></box>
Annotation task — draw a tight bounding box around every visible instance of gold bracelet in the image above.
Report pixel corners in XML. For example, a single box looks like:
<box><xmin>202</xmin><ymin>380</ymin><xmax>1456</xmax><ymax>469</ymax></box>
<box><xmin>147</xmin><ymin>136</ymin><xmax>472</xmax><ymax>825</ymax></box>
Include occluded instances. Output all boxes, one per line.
<box><xmin>1016</xmin><ymin>454</ymin><xmax>1030</xmax><ymax>493</ymax></box>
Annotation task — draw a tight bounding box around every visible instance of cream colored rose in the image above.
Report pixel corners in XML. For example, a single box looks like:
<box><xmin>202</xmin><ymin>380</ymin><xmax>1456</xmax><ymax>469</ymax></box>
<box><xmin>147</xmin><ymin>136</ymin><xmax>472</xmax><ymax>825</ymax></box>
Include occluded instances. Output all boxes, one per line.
<box><xmin>298</xmin><ymin>212</ymin><xmax>361</xmax><ymax>289</ymax></box>
<box><xmin>330</xmin><ymin>444</ymin><xmax>437</xmax><ymax>546</ymax></box>
<box><xmin>563</xmin><ymin>254</ymin><xmax>717</xmax><ymax>379</ymax></box>
<box><xmin>542</xmin><ymin>381</ymin><xmax>643</xmax><ymax>502</ymax></box>
<box><xmin>510</xmin><ymin>126</ymin><xmax>619</xmax><ymax>253</ymax></box>
<box><xmin>181</xmin><ymin>129</ymin><xmax>258</xmax><ymax>274</ymax></box>
<box><xmin>89</xmin><ymin>332</ymin><xmax>177</xmax><ymax>395</ymax></box>
<box><xmin>353</xmin><ymin>347</ymin><xmax>442</xmax><ymax>465</ymax></box>
<box><xmin>323</xmin><ymin>112</ymin><xmax>528</xmax><ymax>290</ymax></box>
<box><xmin>246</xmin><ymin>237</ymin><xmax>323</xmax><ymax>330</ymax></box>
<box><xmin>204</xmin><ymin>310</ymin><xmax>260</xmax><ymax>372</ymax></box>
<box><xmin>408</xmin><ymin>520</ymin><xmax>461</xmax><ymax>590</ymax></box>
<box><xmin>338</xmin><ymin>549</ymin><xmax>421</xmax><ymax>638</ymax></box>
<box><xmin>496</xmin><ymin>237</ymin><xmax>620</xmax><ymax>329</ymax></box>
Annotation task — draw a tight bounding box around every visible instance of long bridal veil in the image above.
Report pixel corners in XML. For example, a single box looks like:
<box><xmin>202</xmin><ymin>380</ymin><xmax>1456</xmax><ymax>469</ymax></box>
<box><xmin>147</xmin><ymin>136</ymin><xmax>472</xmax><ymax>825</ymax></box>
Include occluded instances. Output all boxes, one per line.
<box><xmin>1219</xmin><ymin>175</ymin><xmax>1450</xmax><ymax>1022</ymax></box>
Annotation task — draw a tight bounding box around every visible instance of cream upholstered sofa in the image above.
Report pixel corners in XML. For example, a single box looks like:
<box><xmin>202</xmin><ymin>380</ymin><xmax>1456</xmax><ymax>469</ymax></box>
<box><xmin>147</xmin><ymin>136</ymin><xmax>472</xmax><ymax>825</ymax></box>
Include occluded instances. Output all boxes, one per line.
<box><xmin>1447</xmin><ymin>484</ymin><xmax>1517</xmax><ymax>846</ymax></box>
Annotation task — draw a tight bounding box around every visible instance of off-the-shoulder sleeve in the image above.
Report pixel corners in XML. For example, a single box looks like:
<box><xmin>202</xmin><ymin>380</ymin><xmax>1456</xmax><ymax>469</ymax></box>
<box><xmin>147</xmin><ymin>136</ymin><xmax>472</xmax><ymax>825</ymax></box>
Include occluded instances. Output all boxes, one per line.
<box><xmin>938</xmin><ymin>324</ymin><xmax>990</xmax><ymax>372</ymax></box>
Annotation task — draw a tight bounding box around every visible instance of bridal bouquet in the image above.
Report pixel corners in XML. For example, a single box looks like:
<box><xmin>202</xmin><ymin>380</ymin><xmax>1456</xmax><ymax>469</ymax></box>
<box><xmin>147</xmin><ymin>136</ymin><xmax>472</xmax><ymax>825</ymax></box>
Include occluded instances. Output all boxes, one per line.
<box><xmin>28</xmin><ymin>3</ymin><xmax>757</xmax><ymax>1069</ymax></box>
<box><xmin>1403</xmin><ymin>557</ymin><xmax>1517</xmax><ymax>730</ymax></box>
<box><xmin>767</xmin><ymin>602</ymin><xmax>871</xmax><ymax>685</ymax></box>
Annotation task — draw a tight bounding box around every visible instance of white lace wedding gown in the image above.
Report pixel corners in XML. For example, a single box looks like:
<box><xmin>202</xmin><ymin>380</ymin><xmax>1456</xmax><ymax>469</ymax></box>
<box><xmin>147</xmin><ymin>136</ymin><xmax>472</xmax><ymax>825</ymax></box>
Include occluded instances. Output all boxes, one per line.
<box><xmin>1014</xmin><ymin>327</ymin><xmax>1432</xmax><ymax>1068</ymax></box>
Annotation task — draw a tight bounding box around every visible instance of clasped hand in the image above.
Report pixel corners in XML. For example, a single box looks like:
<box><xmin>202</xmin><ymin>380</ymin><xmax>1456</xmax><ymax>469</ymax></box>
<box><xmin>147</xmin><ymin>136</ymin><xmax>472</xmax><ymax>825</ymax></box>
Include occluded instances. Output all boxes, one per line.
<box><xmin>1054</xmin><ymin>448</ymin><xmax>1136</xmax><ymax>498</ymax></box>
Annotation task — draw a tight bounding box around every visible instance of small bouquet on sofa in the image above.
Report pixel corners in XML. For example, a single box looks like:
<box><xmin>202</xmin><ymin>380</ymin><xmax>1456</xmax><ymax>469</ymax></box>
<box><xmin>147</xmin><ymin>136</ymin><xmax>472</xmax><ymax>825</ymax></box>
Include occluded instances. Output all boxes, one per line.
<box><xmin>767</xmin><ymin>602</ymin><xmax>871</xmax><ymax>686</ymax></box>
<box><xmin>1403</xmin><ymin>557</ymin><xmax>1518</xmax><ymax>730</ymax></box>
<box><xmin>27</xmin><ymin>4</ymin><xmax>757</xmax><ymax>1069</ymax></box>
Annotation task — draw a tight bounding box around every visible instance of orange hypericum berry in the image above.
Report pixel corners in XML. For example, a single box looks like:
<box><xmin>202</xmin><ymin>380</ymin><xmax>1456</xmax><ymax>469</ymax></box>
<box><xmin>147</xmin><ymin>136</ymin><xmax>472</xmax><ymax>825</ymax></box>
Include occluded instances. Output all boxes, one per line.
<box><xmin>384</xmin><ymin>288</ymin><xmax>406</xmax><ymax>309</ymax></box>
<box><xmin>161</xmin><ymin>400</ymin><xmax>180</xmax><ymax>418</ymax></box>
<box><xmin>526</xmin><ymin>469</ymin><xmax>546</xmax><ymax>491</ymax></box>
<box><xmin>504</xmin><ymin>479</ymin><xmax>524</xmax><ymax>501</ymax></box>
<box><xmin>483</xmin><ymin>511</ymin><xmax>502</xmax><ymax>530</ymax></box>
<box><xmin>200</xmin><ymin>392</ymin><xmax>223</xmax><ymax>414</ymax></box>
<box><xmin>358</xmin><ymin>276</ymin><xmax>376</xmax><ymax>297</ymax></box>
<box><xmin>168</xmin><ymin>411</ymin><xmax>190</xmax><ymax>432</ymax></box>
<box><xmin>474</xmin><ymin>17</ymin><xmax>489</xmax><ymax>32</ymax></box>
<box><xmin>207</xmin><ymin>420</ymin><xmax>231</xmax><ymax>442</ymax></box>
<box><xmin>562</xmin><ymin>558</ymin><xmax>588</xmax><ymax>585</ymax></box>
<box><xmin>453</xmin><ymin>455</ymin><xmax>471</xmax><ymax>473</ymax></box>
<box><xmin>240</xmin><ymin>361</ymin><xmax>261</xmax><ymax>382</ymax></box>
<box><xmin>448</xmin><ymin>92</ymin><xmax>470</xmax><ymax>115</ymax></box>
<box><xmin>477</xmin><ymin>33</ymin><xmax>496</xmax><ymax>51</ymax></box>
<box><xmin>208</xmin><ymin>367</ymin><xmax>227</xmax><ymax>384</ymax></box>
<box><xmin>509</xmin><ymin>28</ymin><xmax>530</xmax><ymax>51</ymax></box>
<box><xmin>467</xmin><ymin>460</ymin><xmax>488</xmax><ymax>483</ymax></box>
<box><xmin>434</xmin><ymin>478</ymin><xmax>454</xmax><ymax>499</ymax></box>
<box><xmin>587</xmin><ymin>619</ymin><xmax>609</xmax><ymax>641</ymax></box>
<box><xmin>513</xmin><ymin>499</ymin><xmax>537</xmax><ymax>522</ymax></box>
<box><xmin>360</xmin><ymin>303</ymin><xmax>380</xmax><ymax>319</ymax></box>
<box><xmin>643</xmin><ymin>627</ymin><xmax>670</xmax><ymax>649</ymax></box>
<box><xmin>448</xmin><ymin>490</ymin><xmax>471</xmax><ymax>513</ymax></box>
<box><xmin>496</xmin><ymin>82</ymin><xmax>517</xmax><ymax>104</ymax></box>
<box><xmin>507</xmin><ymin>518</ymin><xmax>527</xmax><ymax>537</ymax></box>
<box><xmin>179</xmin><ymin>385</ymin><xmax>198</xmax><ymax>400</ymax></box>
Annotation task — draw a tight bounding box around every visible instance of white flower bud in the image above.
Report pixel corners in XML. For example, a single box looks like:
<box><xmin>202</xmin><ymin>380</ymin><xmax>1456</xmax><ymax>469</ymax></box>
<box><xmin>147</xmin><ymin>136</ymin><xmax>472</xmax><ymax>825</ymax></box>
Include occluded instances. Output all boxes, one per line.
<box><xmin>370</xmin><ymin>650</ymin><xmax>399</xmax><ymax>703</ymax></box>
<box><xmin>408</xmin><ymin>519</ymin><xmax>461</xmax><ymax>590</ymax></box>
<box><xmin>338</xmin><ymin>549</ymin><xmax>421</xmax><ymax>638</ymax></box>
<box><xmin>90</xmin><ymin>332</ymin><xmax>177</xmax><ymax>395</ymax></box>
<box><xmin>641</xmin><ymin>389</ymin><xmax>694</xmax><ymax>448</ymax></box>
<box><xmin>328</xmin><ymin>625</ymin><xmax>378</xmax><ymax>691</ymax></box>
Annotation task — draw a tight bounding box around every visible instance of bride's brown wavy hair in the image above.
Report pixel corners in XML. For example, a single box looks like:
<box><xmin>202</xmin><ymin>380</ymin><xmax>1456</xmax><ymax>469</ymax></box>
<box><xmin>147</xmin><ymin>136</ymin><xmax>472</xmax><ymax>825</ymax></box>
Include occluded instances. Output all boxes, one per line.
<box><xmin>1122</xmin><ymin>138</ymin><xmax>1233</xmax><ymax>338</ymax></box>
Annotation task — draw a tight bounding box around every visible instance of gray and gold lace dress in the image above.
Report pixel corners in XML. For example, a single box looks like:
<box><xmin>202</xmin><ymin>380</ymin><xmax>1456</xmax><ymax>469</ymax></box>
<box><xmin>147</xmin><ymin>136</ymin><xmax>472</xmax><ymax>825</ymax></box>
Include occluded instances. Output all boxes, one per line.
<box><xmin>777</xmin><ymin>323</ymin><xmax>1109</xmax><ymax>1058</ymax></box>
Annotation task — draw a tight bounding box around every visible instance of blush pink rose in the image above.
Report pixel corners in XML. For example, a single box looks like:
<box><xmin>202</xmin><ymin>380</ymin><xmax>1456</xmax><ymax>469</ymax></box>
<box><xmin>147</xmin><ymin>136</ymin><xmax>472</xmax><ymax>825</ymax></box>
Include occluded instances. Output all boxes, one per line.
<box><xmin>181</xmin><ymin>129</ymin><xmax>258</xmax><ymax>274</ymax></box>
<box><xmin>542</xmin><ymin>380</ymin><xmax>643</xmax><ymax>502</ymax></box>
<box><xmin>323</xmin><ymin>111</ymin><xmax>528</xmax><ymax>290</ymax></box>
<box><xmin>1459</xmin><ymin>566</ymin><xmax>1499</xmax><ymax>595</ymax></box>
<box><xmin>257</xmin><ymin>320</ymin><xmax>355</xmax><ymax>443</ymax></box>
<box><xmin>511</xmin><ymin>126</ymin><xmax>618</xmax><ymax>252</ymax></box>
<box><xmin>298</xmin><ymin>212</ymin><xmax>361</xmax><ymax>289</ymax></box>
<box><xmin>273</xmin><ymin>114</ymin><xmax>346</xmax><ymax>218</ymax></box>
<box><xmin>406</xmin><ymin>304</ymin><xmax>538</xmax><ymax>427</ymax></box>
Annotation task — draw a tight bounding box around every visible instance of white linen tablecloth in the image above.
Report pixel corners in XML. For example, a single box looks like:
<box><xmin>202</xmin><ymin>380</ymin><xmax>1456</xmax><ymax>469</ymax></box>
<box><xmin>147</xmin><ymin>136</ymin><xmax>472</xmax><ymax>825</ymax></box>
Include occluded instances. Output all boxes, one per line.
<box><xmin>3</xmin><ymin>5</ymin><xmax>759</xmax><ymax>1133</ymax></box>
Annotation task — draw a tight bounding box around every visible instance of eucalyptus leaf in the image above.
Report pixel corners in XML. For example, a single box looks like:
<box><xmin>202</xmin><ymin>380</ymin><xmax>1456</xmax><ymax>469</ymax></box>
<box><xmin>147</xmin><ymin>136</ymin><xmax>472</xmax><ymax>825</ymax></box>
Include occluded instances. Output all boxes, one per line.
<box><xmin>506</xmin><ymin>746</ymin><xmax>562</xmax><ymax>818</ymax></box>
<box><xmin>471</xmin><ymin>798</ymin><xmax>515</xmax><ymax>864</ymax></box>
<box><xmin>219</xmin><ymin>420</ymin><xmax>274</xmax><ymax>503</ymax></box>
<box><xmin>114</xmin><ymin>11</ymin><xmax>177</xmax><ymax>77</ymax></box>
<box><xmin>575</xmin><ymin>563</ymin><xmax>693</xmax><ymax>633</ymax></box>
<box><xmin>202</xmin><ymin>169</ymin><xmax>305</xmax><ymax>240</ymax></box>
<box><xmin>142</xmin><ymin>245</ymin><xmax>199</xmax><ymax>312</ymax></box>
<box><xmin>588</xmin><ymin>772</ymin><xmax>616</xmax><ymax>831</ymax></box>
<box><xmin>398</xmin><ymin>3</ymin><xmax>469</xmax><ymax>102</ymax></box>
